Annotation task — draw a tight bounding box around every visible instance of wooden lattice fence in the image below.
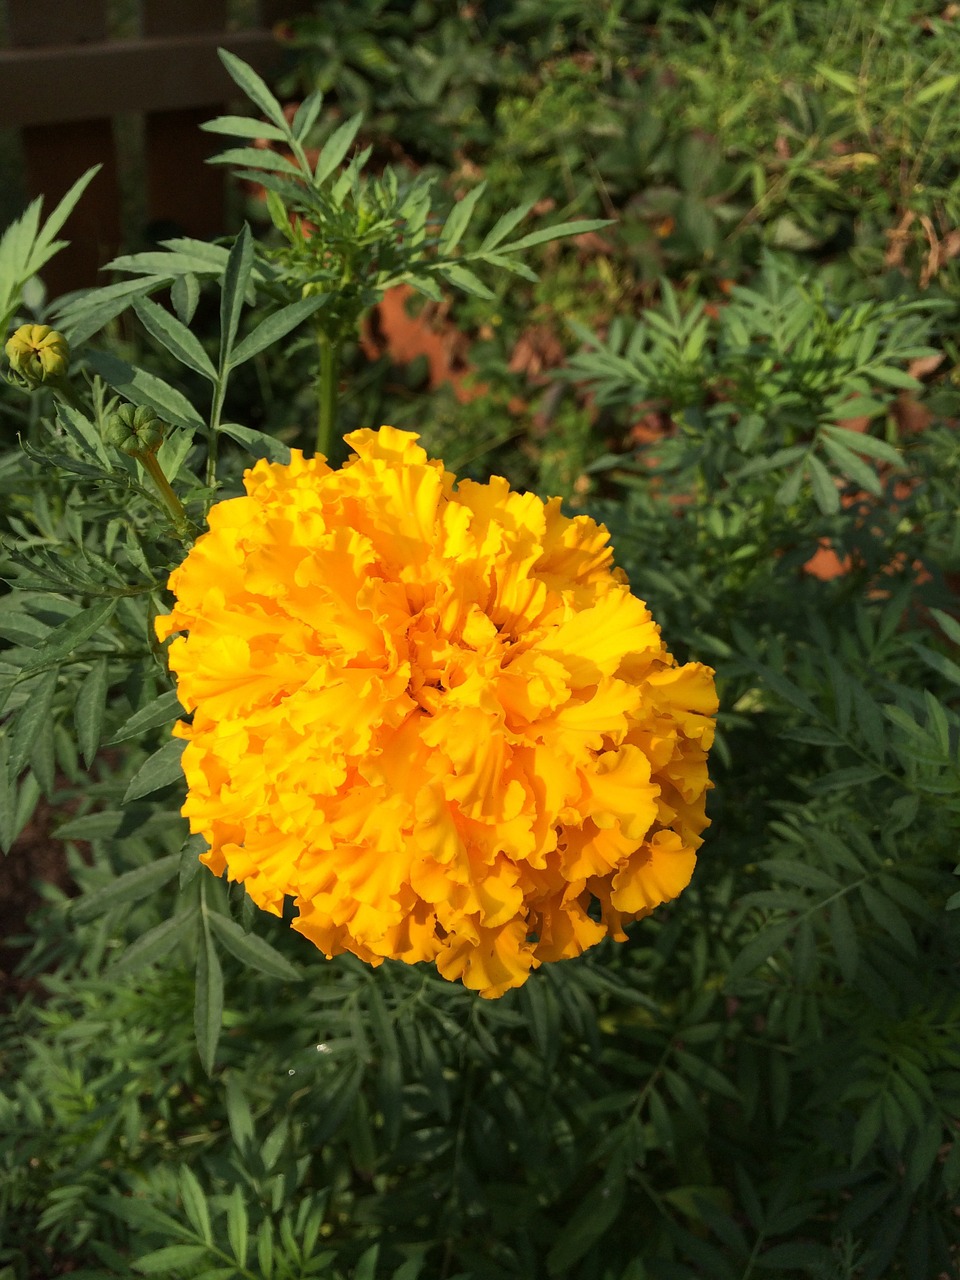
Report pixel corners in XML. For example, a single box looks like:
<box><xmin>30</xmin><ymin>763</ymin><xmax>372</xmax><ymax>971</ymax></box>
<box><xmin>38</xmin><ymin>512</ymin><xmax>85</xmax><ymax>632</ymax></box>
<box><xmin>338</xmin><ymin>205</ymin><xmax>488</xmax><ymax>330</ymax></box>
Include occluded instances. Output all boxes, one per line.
<box><xmin>0</xmin><ymin>0</ymin><xmax>314</xmax><ymax>294</ymax></box>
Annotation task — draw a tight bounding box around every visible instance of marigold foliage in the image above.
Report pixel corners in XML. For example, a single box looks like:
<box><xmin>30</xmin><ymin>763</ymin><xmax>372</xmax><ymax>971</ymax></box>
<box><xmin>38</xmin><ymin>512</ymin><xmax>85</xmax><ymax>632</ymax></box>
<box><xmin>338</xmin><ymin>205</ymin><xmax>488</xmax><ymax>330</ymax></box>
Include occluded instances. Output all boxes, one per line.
<box><xmin>157</xmin><ymin>427</ymin><xmax>717</xmax><ymax>996</ymax></box>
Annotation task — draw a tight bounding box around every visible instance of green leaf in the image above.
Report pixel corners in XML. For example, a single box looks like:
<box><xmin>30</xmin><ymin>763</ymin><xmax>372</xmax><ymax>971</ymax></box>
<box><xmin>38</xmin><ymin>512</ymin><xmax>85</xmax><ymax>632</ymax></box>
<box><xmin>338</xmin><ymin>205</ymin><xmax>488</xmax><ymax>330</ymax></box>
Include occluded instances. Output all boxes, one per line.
<box><xmin>19</xmin><ymin>599</ymin><xmax>117</xmax><ymax>672</ymax></box>
<box><xmin>228</xmin><ymin>294</ymin><xmax>328</xmax><ymax>368</ymax></box>
<box><xmin>929</xmin><ymin>608</ymin><xmax>960</xmax><ymax>647</ymax></box>
<box><xmin>756</xmin><ymin>1241</ymin><xmax>834</xmax><ymax>1270</ymax></box>
<box><xmin>480</xmin><ymin>200</ymin><xmax>535</xmax><ymax>252</ymax></box>
<box><xmin>133</xmin><ymin>296</ymin><xmax>217</xmax><ymax>382</ymax></box>
<box><xmin>436</xmin><ymin>262</ymin><xmax>494</xmax><ymax>299</ymax></box>
<box><xmin>171</xmin><ymin>272</ymin><xmax>200</xmax><ymax>327</ymax></box>
<box><xmin>218</xmin><ymin>50</ymin><xmax>290</xmax><ymax>132</ymax></box>
<box><xmin>179</xmin><ymin>1166</ymin><xmax>212</xmax><ymax>1246</ymax></box>
<box><xmin>200</xmin><ymin>114</ymin><xmax>288</xmax><ymax>142</ymax></box>
<box><xmin>226</xmin><ymin>1185</ymin><xmax>249</xmax><ymax>1270</ymax></box>
<box><xmin>123</xmin><ymin>739</ymin><xmax>186</xmax><ymax>803</ymax></box>
<box><xmin>313</xmin><ymin>113</ymin><xmax>363</xmax><ymax>184</ymax></box>
<box><xmin>546</xmin><ymin>1176</ymin><xmax>624</xmax><ymax>1273</ymax></box>
<box><xmin>807</xmin><ymin>764</ymin><xmax>885</xmax><ymax>793</ymax></box>
<box><xmin>910</xmin><ymin>640</ymin><xmax>960</xmax><ymax>687</ymax></box>
<box><xmin>106</xmin><ymin>690</ymin><xmax>183</xmax><ymax>744</ymax></box>
<box><xmin>821</xmin><ymin>424</ymin><xmax>902</xmax><ymax>466</ymax></box>
<box><xmin>208</xmin><ymin>146</ymin><xmax>303</xmax><ymax>176</ymax></box>
<box><xmin>501</xmin><ymin>217</ymin><xmax>613</xmax><ymax>252</ymax></box>
<box><xmin>86</xmin><ymin>350</ymin><xmax>205</xmax><ymax>431</ymax></box>
<box><xmin>135</xmin><ymin>1244</ymin><xmax>212</xmax><ymax>1274</ymax></box>
<box><xmin>860</xmin><ymin>884</ymin><xmax>915</xmax><ymax>953</ymax></box>
<box><xmin>110</xmin><ymin>910</ymin><xmax>198</xmax><ymax>975</ymax></box>
<box><xmin>727</xmin><ymin>921</ymin><xmax>794</xmax><ymax>985</ymax></box>
<box><xmin>31</xmin><ymin>165</ymin><xmax>101</xmax><ymax>263</ymax></box>
<box><xmin>219</xmin><ymin>223</ymin><xmax>255</xmax><ymax>372</ymax></box>
<box><xmin>196</xmin><ymin>917</ymin><xmax>224</xmax><ymax>1076</ymax></box>
<box><xmin>71</xmin><ymin>854</ymin><xmax>179</xmax><ymax>923</ymax></box>
<box><xmin>7</xmin><ymin>666</ymin><xmax>59</xmax><ymax>778</ymax></box>
<box><xmin>438</xmin><ymin>181</ymin><xmax>487</xmax><ymax>253</ymax></box>
<box><xmin>180</xmin><ymin>832</ymin><xmax>207</xmax><ymax>890</ymax></box>
<box><xmin>292</xmin><ymin>90</ymin><xmax>324</xmax><ymax>142</ymax></box>
<box><xmin>807</xmin><ymin>453</ymin><xmax>840</xmax><ymax>514</ymax></box>
<box><xmin>206</xmin><ymin>911</ymin><xmax>300</xmax><ymax>981</ymax></box>
<box><xmin>820</xmin><ymin>434</ymin><xmax>883</xmax><ymax>495</ymax></box>
<box><xmin>219</xmin><ymin>422</ymin><xmax>291</xmax><ymax>464</ymax></box>
<box><xmin>914</xmin><ymin>71</ymin><xmax>960</xmax><ymax>105</ymax></box>
<box><xmin>75</xmin><ymin>657</ymin><xmax>109</xmax><ymax>767</ymax></box>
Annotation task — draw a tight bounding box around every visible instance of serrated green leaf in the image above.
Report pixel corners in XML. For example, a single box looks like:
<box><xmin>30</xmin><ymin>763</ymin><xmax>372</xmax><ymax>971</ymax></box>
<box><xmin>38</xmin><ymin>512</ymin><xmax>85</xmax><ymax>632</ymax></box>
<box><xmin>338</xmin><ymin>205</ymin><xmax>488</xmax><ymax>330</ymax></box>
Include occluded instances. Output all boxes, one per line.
<box><xmin>7</xmin><ymin>666</ymin><xmax>59</xmax><ymax>778</ymax></box>
<box><xmin>179</xmin><ymin>1166</ymin><xmax>212</xmax><ymax>1246</ymax></box>
<box><xmin>292</xmin><ymin>90</ymin><xmax>324</xmax><ymax>142</ymax></box>
<box><xmin>196</xmin><ymin>915</ymin><xmax>224</xmax><ymax>1076</ymax></box>
<box><xmin>134</xmin><ymin>296</ymin><xmax>217</xmax><ymax>382</ymax></box>
<box><xmin>123</xmin><ymin>739</ymin><xmax>186</xmax><ymax>803</ymax></box>
<box><xmin>71</xmin><ymin>854</ymin><xmax>179</xmax><ymax>923</ymax></box>
<box><xmin>480</xmin><ymin>200</ymin><xmax>535</xmax><ymax>252</ymax></box>
<box><xmin>438</xmin><ymin>181</ymin><xmax>487</xmax><ymax>253</ymax></box>
<box><xmin>86</xmin><ymin>350</ymin><xmax>204</xmax><ymax>431</ymax></box>
<box><xmin>219</xmin><ymin>422</ymin><xmax>291</xmax><ymax>464</ymax></box>
<box><xmin>19</xmin><ymin>599</ymin><xmax>116</xmax><ymax>672</ymax></box>
<box><xmin>218</xmin><ymin>50</ymin><xmax>290</xmax><ymax>132</ymax></box>
<box><xmin>226</xmin><ymin>1185</ymin><xmax>249</xmax><ymax>1269</ymax></box>
<box><xmin>807</xmin><ymin>452</ymin><xmax>840</xmax><ymax>513</ymax></box>
<box><xmin>209</xmin><ymin>146</ymin><xmax>303</xmax><ymax>176</ymax></box>
<box><xmin>911</xmin><ymin>640</ymin><xmax>960</xmax><ymax>687</ymax></box>
<box><xmin>546</xmin><ymin>1176</ymin><xmax>624</xmax><ymax>1274</ymax></box>
<box><xmin>106</xmin><ymin>689</ymin><xmax>183</xmax><ymax>745</ymax></box>
<box><xmin>929</xmin><ymin>607</ymin><xmax>960</xmax><ymax>647</ymax></box>
<box><xmin>820</xmin><ymin>434</ymin><xmax>883</xmax><ymax>494</ymax></box>
<box><xmin>228</xmin><ymin>294</ymin><xmax>328</xmax><ymax>368</ymax></box>
<box><xmin>436</xmin><ymin>262</ymin><xmax>494</xmax><ymax>299</ymax></box>
<box><xmin>501</xmin><ymin>217</ymin><xmax>613</xmax><ymax>252</ymax></box>
<box><xmin>135</xmin><ymin>1244</ymin><xmax>212</xmax><ymax>1273</ymax></box>
<box><xmin>110</xmin><ymin>910</ymin><xmax>198</xmax><ymax>975</ymax></box>
<box><xmin>180</xmin><ymin>833</ymin><xmax>207</xmax><ymax>889</ymax></box>
<box><xmin>171</xmin><ymin>272</ymin><xmax>201</xmax><ymax>327</ymax></box>
<box><xmin>313</xmin><ymin>113</ymin><xmax>363</xmax><ymax>184</ymax></box>
<box><xmin>206</xmin><ymin>911</ymin><xmax>300</xmax><ymax>981</ymax></box>
<box><xmin>75</xmin><ymin>657</ymin><xmax>109</xmax><ymax>767</ymax></box>
<box><xmin>808</xmin><ymin>764</ymin><xmax>885</xmax><ymax>793</ymax></box>
<box><xmin>727</xmin><ymin>921</ymin><xmax>794</xmax><ymax>985</ymax></box>
<box><xmin>860</xmin><ymin>884</ymin><xmax>915</xmax><ymax>953</ymax></box>
<box><xmin>756</xmin><ymin>1241</ymin><xmax>834</xmax><ymax>1270</ymax></box>
<box><xmin>820</xmin><ymin>424</ymin><xmax>903</xmax><ymax>466</ymax></box>
<box><xmin>219</xmin><ymin>224</ymin><xmax>255</xmax><ymax>371</ymax></box>
<box><xmin>200</xmin><ymin>114</ymin><xmax>288</xmax><ymax>142</ymax></box>
<box><xmin>914</xmin><ymin>71</ymin><xmax>960</xmax><ymax>105</ymax></box>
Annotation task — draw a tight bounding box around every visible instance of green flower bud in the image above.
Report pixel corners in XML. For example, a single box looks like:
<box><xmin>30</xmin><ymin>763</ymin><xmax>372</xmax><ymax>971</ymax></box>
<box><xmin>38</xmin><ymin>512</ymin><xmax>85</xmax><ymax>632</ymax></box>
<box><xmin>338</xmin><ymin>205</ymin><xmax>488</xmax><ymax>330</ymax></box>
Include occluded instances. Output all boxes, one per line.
<box><xmin>5</xmin><ymin>324</ymin><xmax>70</xmax><ymax>387</ymax></box>
<box><xmin>103</xmin><ymin>403</ymin><xmax>167</xmax><ymax>457</ymax></box>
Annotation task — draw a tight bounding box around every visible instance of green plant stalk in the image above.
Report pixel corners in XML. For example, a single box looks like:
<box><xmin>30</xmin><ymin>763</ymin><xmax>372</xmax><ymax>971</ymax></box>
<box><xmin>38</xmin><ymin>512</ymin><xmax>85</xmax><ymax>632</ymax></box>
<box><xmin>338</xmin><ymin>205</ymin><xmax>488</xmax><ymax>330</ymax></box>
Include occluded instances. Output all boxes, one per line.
<box><xmin>205</xmin><ymin>378</ymin><xmax>228</xmax><ymax>494</ymax></box>
<box><xmin>141</xmin><ymin>450</ymin><xmax>192</xmax><ymax>539</ymax></box>
<box><xmin>314</xmin><ymin>329</ymin><xmax>341</xmax><ymax>460</ymax></box>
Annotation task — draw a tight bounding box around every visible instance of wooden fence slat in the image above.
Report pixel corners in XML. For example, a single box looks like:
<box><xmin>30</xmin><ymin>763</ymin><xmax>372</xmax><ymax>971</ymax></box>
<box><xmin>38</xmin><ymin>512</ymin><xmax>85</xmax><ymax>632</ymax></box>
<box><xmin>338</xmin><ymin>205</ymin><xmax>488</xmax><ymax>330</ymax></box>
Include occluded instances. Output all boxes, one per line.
<box><xmin>21</xmin><ymin>120</ymin><xmax>122</xmax><ymax>299</ymax></box>
<box><xmin>7</xmin><ymin>0</ymin><xmax>107</xmax><ymax>47</ymax></box>
<box><xmin>141</xmin><ymin>1</ymin><xmax>231</xmax><ymax>253</ymax></box>
<box><xmin>0</xmin><ymin>31</ymin><xmax>288</xmax><ymax>127</ymax></box>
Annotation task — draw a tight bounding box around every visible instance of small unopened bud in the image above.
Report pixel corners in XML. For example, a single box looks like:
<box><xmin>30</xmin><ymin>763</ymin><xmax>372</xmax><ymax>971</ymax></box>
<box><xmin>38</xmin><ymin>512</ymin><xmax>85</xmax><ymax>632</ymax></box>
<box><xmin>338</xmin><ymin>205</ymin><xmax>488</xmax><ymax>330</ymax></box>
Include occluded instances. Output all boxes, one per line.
<box><xmin>5</xmin><ymin>324</ymin><xmax>70</xmax><ymax>387</ymax></box>
<box><xmin>103</xmin><ymin>403</ymin><xmax>166</xmax><ymax>457</ymax></box>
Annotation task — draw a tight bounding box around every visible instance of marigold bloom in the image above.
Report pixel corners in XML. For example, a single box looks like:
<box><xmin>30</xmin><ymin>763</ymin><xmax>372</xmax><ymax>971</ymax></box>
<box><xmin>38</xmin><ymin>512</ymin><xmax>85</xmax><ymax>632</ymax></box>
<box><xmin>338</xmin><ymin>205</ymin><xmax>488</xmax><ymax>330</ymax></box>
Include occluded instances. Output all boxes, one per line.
<box><xmin>157</xmin><ymin>427</ymin><xmax>717</xmax><ymax>997</ymax></box>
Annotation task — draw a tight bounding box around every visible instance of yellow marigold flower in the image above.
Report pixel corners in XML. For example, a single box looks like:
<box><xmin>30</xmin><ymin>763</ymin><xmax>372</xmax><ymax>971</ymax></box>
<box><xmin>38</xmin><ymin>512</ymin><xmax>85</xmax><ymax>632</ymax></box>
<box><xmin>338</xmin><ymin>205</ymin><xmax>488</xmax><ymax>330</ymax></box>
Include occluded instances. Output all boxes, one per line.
<box><xmin>157</xmin><ymin>427</ymin><xmax>717</xmax><ymax>997</ymax></box>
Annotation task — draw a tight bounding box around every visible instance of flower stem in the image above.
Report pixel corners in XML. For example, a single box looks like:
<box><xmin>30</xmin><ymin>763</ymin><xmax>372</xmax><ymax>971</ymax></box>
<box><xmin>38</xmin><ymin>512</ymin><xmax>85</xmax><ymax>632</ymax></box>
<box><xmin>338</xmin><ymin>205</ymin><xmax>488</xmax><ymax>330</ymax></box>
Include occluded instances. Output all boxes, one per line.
<box><xmin>314</xmin><ymin>329</ymin><xmax>340</xmax><ymax>460</ymax></box>
<box><xmin>141</xmin><ymin>450</ymin><xmax>193</xmax><ymax>539</ymax></box>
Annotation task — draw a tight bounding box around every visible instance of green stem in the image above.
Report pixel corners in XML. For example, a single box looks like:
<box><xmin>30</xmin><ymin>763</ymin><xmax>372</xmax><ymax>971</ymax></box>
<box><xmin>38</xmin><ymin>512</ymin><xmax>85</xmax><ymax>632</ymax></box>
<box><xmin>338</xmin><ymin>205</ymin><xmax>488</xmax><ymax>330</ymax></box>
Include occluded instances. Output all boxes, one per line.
<box><xmin>141</xmin><ymin>451</ymin><xmax>193</xmax><ymax>539</ymax></box>
<box><xmin>314</xmin><ymin>329</ymin><xmax>340</xmax><ymax>459</ymax></box>
<box><xmin>205</xmin><ymin>379</ymin><xmax>227</xmax><ymax>494</ymax></box>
